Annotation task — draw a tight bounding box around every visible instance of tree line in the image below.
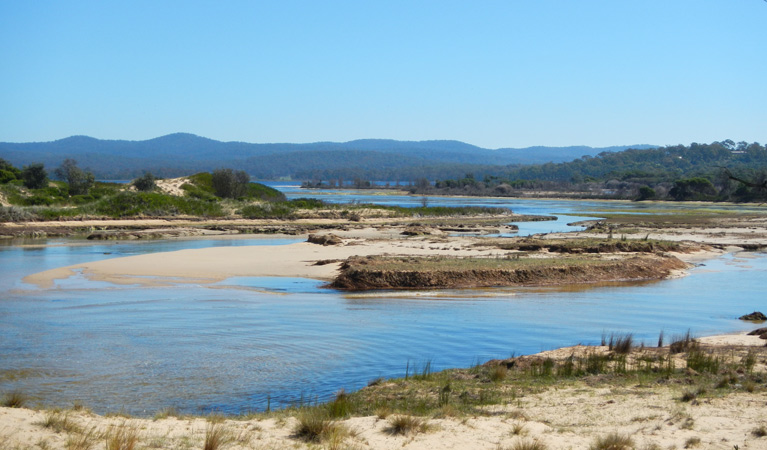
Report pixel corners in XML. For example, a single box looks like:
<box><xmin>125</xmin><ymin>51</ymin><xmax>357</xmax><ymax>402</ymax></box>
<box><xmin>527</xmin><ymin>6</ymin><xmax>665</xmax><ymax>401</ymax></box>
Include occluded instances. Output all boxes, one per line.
<box><xmin>409</xmin><ymin>141</ymin><xmax>767</xmax><ymax>202</ymax></box>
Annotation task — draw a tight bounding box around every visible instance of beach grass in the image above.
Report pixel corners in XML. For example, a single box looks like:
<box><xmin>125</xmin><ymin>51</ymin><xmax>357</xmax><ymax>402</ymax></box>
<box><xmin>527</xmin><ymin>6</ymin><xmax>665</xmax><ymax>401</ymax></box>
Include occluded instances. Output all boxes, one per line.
<box><xmin>589</xmin><ymin>432</ymin><xmax>634</xmax><ymax>450</ymax></box>
<box><xmin>104</xmin><ymin>422</ymin><xmax>139</xmax><ymax>450</ymax></box>
<box><xmin>293</xmin><ymin>409</ymin><xmax>348</xmax><ymax>443</ymax></box>
<box><xmin>203</xmin><ymin>423</ymin><xmax>231</xmax><ymax>450</ymax></box>
<box><xmin>1</xmin><ymin>391</ymin><xmax>28</xmax><ymax>408</ymax></box>
<box><xmin>505</xmin><ymin>439</ymin><xmax>549</xmax><ymax>450</ymax></box>
<box><xmin>38</xmin><ymin>411</ymin><xmax>81</xmax><ymax>434</ymax></box>
<box><xmin>384</xmin><ymin>415</ymin><xmax>431</xmax><ymax>435</ymax></box>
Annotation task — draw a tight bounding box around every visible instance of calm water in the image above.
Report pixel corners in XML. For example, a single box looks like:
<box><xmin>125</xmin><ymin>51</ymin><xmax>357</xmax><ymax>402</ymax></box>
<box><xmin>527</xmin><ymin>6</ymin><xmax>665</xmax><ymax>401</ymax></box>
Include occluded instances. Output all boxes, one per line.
<box><xmin>1</xmin><ymin>193</ymin><xmax>766</xmax><ymax>416</ymax></box>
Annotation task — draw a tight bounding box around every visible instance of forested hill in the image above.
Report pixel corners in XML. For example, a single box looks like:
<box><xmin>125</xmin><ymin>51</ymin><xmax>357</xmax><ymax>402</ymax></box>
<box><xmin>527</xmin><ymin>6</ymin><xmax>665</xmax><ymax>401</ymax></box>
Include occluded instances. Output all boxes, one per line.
<box><xmin>0</xmin><ymin>133</ymin><xmax>654</xmax><ymax>180</ymax></box>
<box><xmin>500</xmin><ymin>140</ymin><xmax>765</xmax><ymax>183</ymax></box>
<box><xmin>421</xmin><ymin>140</ymin><xmax>767</xmax><ymax>202</ymax></box>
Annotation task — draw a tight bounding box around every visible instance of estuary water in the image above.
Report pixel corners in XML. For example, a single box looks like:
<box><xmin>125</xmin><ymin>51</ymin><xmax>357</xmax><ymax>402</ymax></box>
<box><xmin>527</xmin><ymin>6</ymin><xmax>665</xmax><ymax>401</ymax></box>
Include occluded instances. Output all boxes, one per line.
<box><xmin>0</xmin><ymin>191</ymin><xmax>765</xmax><ymax>416</ymax></box>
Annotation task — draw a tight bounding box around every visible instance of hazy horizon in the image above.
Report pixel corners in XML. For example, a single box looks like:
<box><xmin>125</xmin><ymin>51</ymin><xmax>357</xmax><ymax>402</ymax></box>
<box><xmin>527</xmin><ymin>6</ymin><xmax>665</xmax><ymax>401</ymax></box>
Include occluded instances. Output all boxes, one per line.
<box><xmin>0</xmin><ymin>131</ymin><xmax>660</xmax><ymax>151</ymax></box>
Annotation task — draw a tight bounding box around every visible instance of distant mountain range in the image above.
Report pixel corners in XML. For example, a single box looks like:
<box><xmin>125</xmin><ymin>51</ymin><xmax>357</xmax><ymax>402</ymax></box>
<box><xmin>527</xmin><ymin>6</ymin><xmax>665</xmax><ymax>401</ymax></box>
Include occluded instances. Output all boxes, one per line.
<box><xmin>0</xmin><ymin>133</ymin><xmax>656</xmax><ymax>180</ymax></box>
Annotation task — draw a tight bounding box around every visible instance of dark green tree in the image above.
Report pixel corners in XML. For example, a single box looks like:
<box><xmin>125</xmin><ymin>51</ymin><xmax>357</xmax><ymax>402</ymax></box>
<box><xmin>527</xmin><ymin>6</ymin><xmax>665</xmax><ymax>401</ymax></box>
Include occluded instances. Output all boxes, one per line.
<box><xmin>55</xmin><ymin>159</ymin><xmax>95</xmax><ymax>196</ymax></box>
<box><xmin>636</xmin><ymin>186</ymin><xmax>656</xmax><ymax>201</ymax></box>
<box><xmin>211</xmin><ymin>168</ymin><xmax>250</xmax><ymax>198</ymax></box>
<box><xmin>21</xmin><ymin>163</ymin><xmax>48</xmax><ymax>189</ymax></box>
<box><xmin>132</xmin><ymin>172</ymin><xmax>157</xmax><ymax>192</ymax></box>
<box><xmin>0</xmin><ymin>158</ymin><xmax>21</xmax><ymax>184</ymax></box>
<box><xmin>669</xmin><ymin>178</ymin><xmax>717</xmax><ymax>201</ymax></box>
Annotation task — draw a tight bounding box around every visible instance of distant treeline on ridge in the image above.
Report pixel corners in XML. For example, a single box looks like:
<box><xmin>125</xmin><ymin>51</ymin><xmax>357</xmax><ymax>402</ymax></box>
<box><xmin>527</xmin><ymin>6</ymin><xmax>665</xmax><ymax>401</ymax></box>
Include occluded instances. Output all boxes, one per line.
<box><xmin>0</xmin><ymin>133</ymin><xmax>653</xmax><ymax>181</ymax></box>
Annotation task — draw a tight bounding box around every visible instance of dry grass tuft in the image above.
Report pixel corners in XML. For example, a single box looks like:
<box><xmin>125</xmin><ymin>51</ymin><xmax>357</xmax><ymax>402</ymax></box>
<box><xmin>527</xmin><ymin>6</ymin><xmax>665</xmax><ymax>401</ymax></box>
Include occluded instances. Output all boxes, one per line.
<box><xmin>490</xmin><ymin>364</ymin><xmax>508</xmax><ymax>382</ymax></box>
<box><xmin>503</xmin><ymin>438</ymin><xmax>548</xmax><ymax>450</ymax></box>
<box><xmin>104</xmin><ymin>422</ymin><xmax>139</xmax><ymax>450</ymax></box>
<box><xmin>669</xmin><ymin>330</ymin><xmax>695</xmax><ymax>354</ymax></box>
<box><xmin>753</xmin><ymin>424</ymin><xmax>767</xmax><ymax>437</ymax></box>
<box><xmin>153</xmin><ymin>407</ymin><xmax>180</xmax><ymax>420</ymax></box>
<box><xmin>1</xmin><ymin>391</ymin><xmax>28</xmax><ymax>408</ymax></box>
<box><xmin>203</xmin><ymin>423</ymin><xmax>232</xmax><ymax>450</ymax></box>
<box><xmin>375</xmin><ymin>406</ymin><xmax>392</xmax><ymax>420</ymax></box>
<box><xmin>680</xmin><ymin>387</ymin><xmax>706</xmax><ymax>402</ymax></box>
<box><xmin>385</xmin><ymin>415</ymin><xmax>430</xmax><ymax>435</ymax></box>
<box><xmin>589</xmin><ymin>432</ymin><xmax>635</xmax><ymax>450</ymax></box>
<box><xmin>509</xmin><ymin>421</ymin><xmax>527</xmax><ymax>436</ymax></box>
<box><xmin>684</xmin><ymin>436</ymin><xmax>701</xmax><ymax>448</ymax></box>
<box><xmin>39</xmin><ymin>411</ymin><xmax>82</xmax><ymax>434</ymax></box>
<box><xmin>612</xmin><ymin>334</ymin><xmax>633</xmax><ymax>354</ymax></box>
<box><xmin>293</xmin><ymin>410</ymin><xmax>348</xmax><ymax>443</ymax></box>
<box><xmin>506</xmin><ymin>409</ymin><xmax>529</xmax><ymax>421</ymax></box>
<box><xmin>66</xmin><ymin>427</ymin><xmax>98</xmax><ymax>450</ymax></box>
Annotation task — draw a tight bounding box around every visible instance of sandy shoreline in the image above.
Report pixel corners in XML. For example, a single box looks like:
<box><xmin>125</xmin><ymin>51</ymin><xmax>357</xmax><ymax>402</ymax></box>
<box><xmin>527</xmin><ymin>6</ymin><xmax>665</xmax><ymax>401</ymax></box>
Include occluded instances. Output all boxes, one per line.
<box><xmin>2</xmin><ymin>331</ymin><xmax>766</xmax><ymax>450</ymax></box>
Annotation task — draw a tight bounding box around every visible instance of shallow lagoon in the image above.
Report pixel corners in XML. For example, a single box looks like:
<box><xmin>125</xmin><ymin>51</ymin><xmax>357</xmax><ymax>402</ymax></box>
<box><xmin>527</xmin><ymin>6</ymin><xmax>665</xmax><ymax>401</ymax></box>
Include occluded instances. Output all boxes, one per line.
<box><xmin>1</xmin><ymin>195</ymin><xmax>765</xmax><ymax>415</ymax></box>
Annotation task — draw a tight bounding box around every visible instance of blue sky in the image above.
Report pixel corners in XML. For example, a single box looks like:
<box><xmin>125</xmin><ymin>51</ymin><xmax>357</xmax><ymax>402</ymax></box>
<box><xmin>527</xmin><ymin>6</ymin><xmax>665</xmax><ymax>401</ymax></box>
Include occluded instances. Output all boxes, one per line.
<box><xmin>1</xmin><ymin>1</ymin><xmax>765</xmax><ymax>148</ymax></box>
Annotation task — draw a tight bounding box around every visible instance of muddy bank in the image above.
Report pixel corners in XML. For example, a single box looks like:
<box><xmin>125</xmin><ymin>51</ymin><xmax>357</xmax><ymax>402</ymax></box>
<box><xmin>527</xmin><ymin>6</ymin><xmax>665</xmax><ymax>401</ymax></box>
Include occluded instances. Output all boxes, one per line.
<box><xmin>331</xmin><ymin>254</ymin><xmax>689</xmax><ymax>290</ymax></box>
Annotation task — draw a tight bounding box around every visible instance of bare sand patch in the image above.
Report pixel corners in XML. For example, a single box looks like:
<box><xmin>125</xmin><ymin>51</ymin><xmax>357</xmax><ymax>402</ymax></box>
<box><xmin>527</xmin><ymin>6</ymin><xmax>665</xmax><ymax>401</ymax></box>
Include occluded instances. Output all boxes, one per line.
<box><xmin>155</xmin><ymin>176</ymin><xmax>190</xmax><ymax>196</ymax></box>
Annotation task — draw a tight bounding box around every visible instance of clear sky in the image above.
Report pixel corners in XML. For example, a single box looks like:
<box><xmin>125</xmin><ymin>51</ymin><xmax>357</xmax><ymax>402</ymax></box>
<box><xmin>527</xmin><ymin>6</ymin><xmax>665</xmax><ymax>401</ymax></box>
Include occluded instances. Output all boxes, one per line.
<box><xmin>1</xmin><ymin>1</ymin><xmax>765</xmax><ymax>149</ymax></box>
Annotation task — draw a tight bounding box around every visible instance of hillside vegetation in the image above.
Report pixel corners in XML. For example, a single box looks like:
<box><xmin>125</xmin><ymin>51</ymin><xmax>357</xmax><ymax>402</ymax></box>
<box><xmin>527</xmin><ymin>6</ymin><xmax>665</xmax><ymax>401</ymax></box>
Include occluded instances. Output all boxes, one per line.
<box><xmin>413</xmin><ymin>140</ymin><xmax>767</xmax><ymax>202</ymax></box>
<box><xmin>0</xmin><ymin>133</ymin><xmax>652</xmax><ymax>180</ymax></box>
<box><xmin>0</xmin><ymin>160</ymin><xmax>511</xmax><ymax>223</ymax></box>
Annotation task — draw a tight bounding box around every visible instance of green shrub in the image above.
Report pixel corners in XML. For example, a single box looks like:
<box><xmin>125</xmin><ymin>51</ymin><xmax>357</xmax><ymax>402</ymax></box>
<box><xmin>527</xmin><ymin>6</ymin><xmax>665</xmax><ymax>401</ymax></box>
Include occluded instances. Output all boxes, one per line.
<box><xmin>0</xmin><ymin>206</ymin><xmax>37</xmax><ymax>221</ymax></box>
<box><xmin>238</xmin><ymin>203</ymin><xmax>296</xmax><ymax>219</ymax></box>
<box><xmin>0</xmin><ymin>169</ymin><xmax>18</xmax><ymax>184</ymax></box>
<box><xmin>180</xmin><ymin>182</ymin><xmax>216</xmax><ymax>200</ymax></box>
<box><xmin>21</xmin><ymin>163</ymin><xmax>48</xmax><ymax>189</ymax></box>
<box><xmin>687</xmin><ymin>348</ymin><xmax>721</xmax><ymax>373</ymax></box>
<box><xmin>289</xmin><ymin>198</ymin><xmax>326</xmax><ymax>209</ymax></box>
<box><xmin>132</xmin><ymin>173</ymin><xmax>157</xmax><ymax>192</ymax></box>
<box><xmin>247</xmin><ymin>182</ymin><xmax>286</xmax><ymax>201</ymax></box>
<box><xmin>23</xmin><ymin>194</ymin><xmax>56</xmax><ymax>206</ymax></box>
<box><xmin>35</xmin><ymin>208</ymin><xmax>82</xmax><ymax>220</ymax></box>
<box><xmin>92</xmin><ymin>191</ymin><xmax>224</xmax><ymax>218</ymax></box>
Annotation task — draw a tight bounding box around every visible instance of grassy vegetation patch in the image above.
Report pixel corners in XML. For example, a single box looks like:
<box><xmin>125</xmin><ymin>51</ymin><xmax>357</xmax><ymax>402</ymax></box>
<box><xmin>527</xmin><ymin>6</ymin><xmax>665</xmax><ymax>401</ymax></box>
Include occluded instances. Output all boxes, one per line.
<box><xmin>292</xmin><ymin>408</ymin><xmax>348</xmax><ymax>443</ymax></box>
<box><xmin>338</xmin><ymin>255</ymin><xmax>602</xmax><ymax>273</ymax></box>
<box><xmin>587</xmin><ymin>211</ymin><xmax>767</xmax><ymax>228</ymax></box>
<box><xmin>477</xmin><ymin>237</ymin><xmax>683</xmax><ymax>254</ymax></box>
<box><xmin>331</xmin><ymin>253</ymin><xmax>688</xmax><ymax>290</ymax></box>
<box><xmin>89</xmin><ymin>191</ymin><xmax>225</xmax><ymax>218</ymax></box>
<box><xmin>260</xmin><ymin>332</ymin><xmax>764</xmax><ymax>424</ymax></box>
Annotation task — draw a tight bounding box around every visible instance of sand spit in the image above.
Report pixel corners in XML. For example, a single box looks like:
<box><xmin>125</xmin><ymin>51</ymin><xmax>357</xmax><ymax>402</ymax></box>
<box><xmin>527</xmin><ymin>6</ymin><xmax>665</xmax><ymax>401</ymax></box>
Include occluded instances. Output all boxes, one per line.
<box><xmin>22</xmin><ymin>229</ymin><xmax>519</xmax><ymax>288</ymax></box>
